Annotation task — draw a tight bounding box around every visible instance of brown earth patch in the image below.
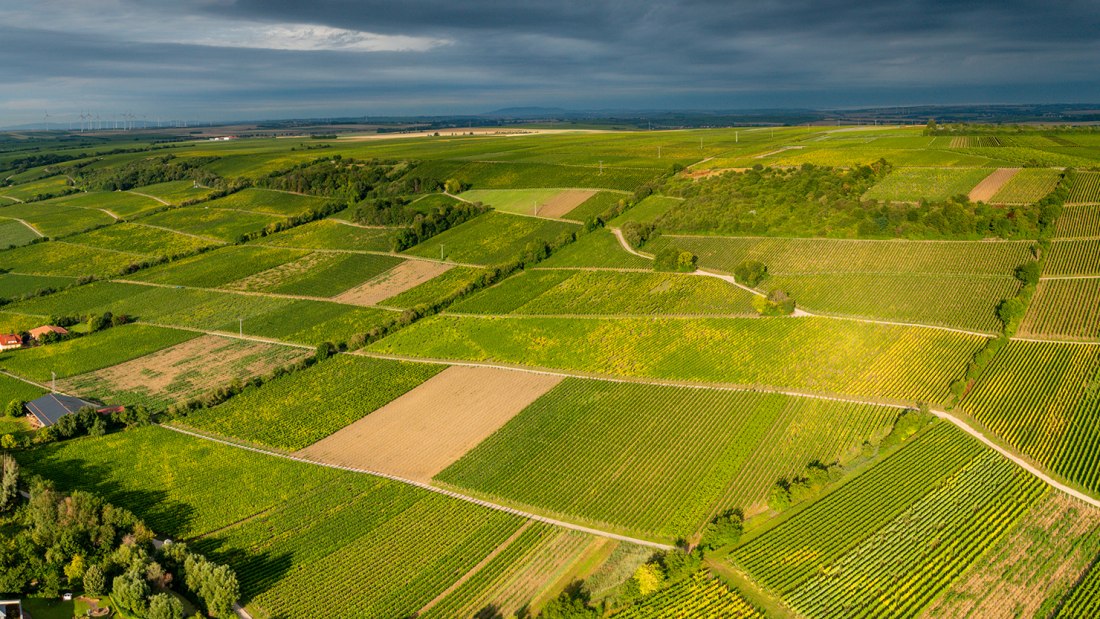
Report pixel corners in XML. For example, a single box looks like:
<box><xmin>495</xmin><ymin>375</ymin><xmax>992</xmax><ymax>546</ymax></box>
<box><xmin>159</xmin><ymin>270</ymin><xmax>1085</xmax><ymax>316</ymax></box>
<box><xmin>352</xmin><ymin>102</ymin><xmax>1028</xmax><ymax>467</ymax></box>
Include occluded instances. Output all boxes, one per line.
<box><xmin>333</xmin><ymin>259</ymin><xmax>454</xmax><ymax>306</ymax></box>
<box><xmin>969</xmin><ymin>168</ymin><xmax>1021</xmax><ymax>202</ymax></box>
<box><xmin>541</xmin><ymin>189</ymin><xmax>597</xmax><ymax>219</ymax></box>
<box><xmin>295</xmin><ymin>365</ymin><xmax>562</xmax><ymax>481</ymax></box>
<box><xmin>58</xmin><ymin>335</ymin><xmax>310</xmax><ymax>405</ymax></box>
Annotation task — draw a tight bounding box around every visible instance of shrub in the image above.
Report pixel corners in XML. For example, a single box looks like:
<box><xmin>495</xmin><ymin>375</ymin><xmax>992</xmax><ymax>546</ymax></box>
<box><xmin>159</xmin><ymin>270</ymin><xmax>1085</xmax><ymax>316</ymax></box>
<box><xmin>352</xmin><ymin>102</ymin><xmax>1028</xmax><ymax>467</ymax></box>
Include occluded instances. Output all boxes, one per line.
<box><xmin>752</xmin><ymin>289</ymin><xmax>796</xmax><ymax>315</ymax></box>
<box><xmin>699</xmin><ymin>508</ymin><xmax>744</xmax><ymax>551</ymax></box>
<box><xmin>734</xmin><ymin>260</ymin><xmax>768</xmax><ymax>286</ymax></box>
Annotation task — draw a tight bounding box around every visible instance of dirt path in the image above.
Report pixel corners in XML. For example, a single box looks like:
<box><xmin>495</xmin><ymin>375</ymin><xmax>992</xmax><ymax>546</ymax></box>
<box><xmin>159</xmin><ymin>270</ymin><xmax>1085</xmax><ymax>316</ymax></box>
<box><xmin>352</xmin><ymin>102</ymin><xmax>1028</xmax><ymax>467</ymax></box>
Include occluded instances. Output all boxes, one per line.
<box><xmin>0</xmin><ymin>195</ymin><xmax>24</xmax><ymax>204</ymax></box>
<box><xmin>327</xmin><ymin>218</ymin><xmax>390</xmax><ymax>230</ymax></box>
<box><xmin>163</xmin><ymin>425</ymin><xmax>673</xmax><ymax>550</ymax></box>
<box><xmin>968</xmin><ymin>168</ymin><xmax>1020</xmax><ymax>202</ymax></box>
<box><xmin>416</xmin><ymin>521</ymin><xmax>534</xmax><ymax>616</ymax></box>
<box><xmin>754</xmin><ymin>145</ymin><xmax>804</xmax><ymax>159</ymax></box>
<box><xmin>126</xmin><ymin>190</ymin><xmax>170</xmax><ymax>206</ymax></box>
<box><xmin>4</xmin><ymin>217</ymin><xmax>44</xmax><ymax>237</ymax></box>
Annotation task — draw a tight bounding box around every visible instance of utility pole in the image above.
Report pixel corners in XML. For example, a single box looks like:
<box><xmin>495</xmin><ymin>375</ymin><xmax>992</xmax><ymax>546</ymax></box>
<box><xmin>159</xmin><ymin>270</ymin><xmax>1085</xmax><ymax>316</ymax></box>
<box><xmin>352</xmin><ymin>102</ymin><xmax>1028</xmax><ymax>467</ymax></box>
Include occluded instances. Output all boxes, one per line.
<box><xmin>599</xmin><ymin>160</ymin><xmax>603</xmax><ymax>175</ymax></box>
<box><xmin>440</xmin><ymin>243</ymin><xmax>444</xmax><ymax>261</ymax></box>
<box><xmin>238</xmin><ymin>318</ymin><xmax>243</xmax><ymax>337</ymax></box>
<box><xmin>736</xmin><ymin>131</ymin><xmax>739</xmax><ymax>143</ymax></box>
<box><xmin>51</xmin><ymin>371</ymin><xmax>56</xmax><ymax>393</ymax></box>
<box><xmin>657</xmin><ymin>146</ymin><xmax>661</xmax><ymax>159</ymax></box>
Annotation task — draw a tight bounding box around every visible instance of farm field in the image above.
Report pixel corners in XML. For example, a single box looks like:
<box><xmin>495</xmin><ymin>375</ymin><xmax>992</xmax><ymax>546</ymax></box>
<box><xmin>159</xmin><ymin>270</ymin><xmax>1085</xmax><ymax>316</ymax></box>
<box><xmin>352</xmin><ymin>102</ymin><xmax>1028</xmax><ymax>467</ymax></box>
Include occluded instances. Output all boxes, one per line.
<box><xmin>180</xmin><ymin>355</ymin><xmax>445</xmax><ymax>450</ymax></box>
<box><xmin>254</xmin><ymin>218</ymin><xmax>395</xmax><ymax>251</ymax></box>
<box><xmin>0</xmin><ymin>323</ymin><xmax>197</xmax><ymax>383</ymax></box>
<box><xmin>0</xmin><ymin>218</ymin><xmax>42</xmax><ymax>248</ymax></box>
<box><xmin>298</xmin><ymin>365</ymin><xmax>563</xmax><ymax>481</ymax></box>
<box><xmin>1067</xmin><ymin>171</ymin><xmax>1100</xmax><ymax>205</ymax></box>
<box><xmin>438</xmin><ymin>378</ymin><xmax>898</xmax><ymax>539</ymax></box>
<box><xmin>535</xmin><ymin>228</ymin><xmax>652</xmax><ymax>269</ymax></box>
<box><xmin>862</xmin><ymin>167</ymin><xmax>992</xmax><ymax>202</ymax></box>
<box><xmin>405</xmin><ymin>211</ymin><xmax>581</xmax><ymax>265</ymax></box>
<box><xmin>9</xmin><ymin>125</ymin><xmax>1100</xmax><ymax>618</ymax></box>
<box><xmin>988</xmin><ymin>168</ymin><xmax>1063</xmax><ymax>204</ymax></box>
<box><xmin>961</xmin><ymin>339</ymin><xmax>1100</xmax><ymax>493</ymax></box>
<box><xmin>368</xmin><ymin>314</ymin><xmax>986</xmax><ymax>404</ymax></box>
<box><xmin>47</xmin><ymin>190</ymin><xmax>164</xmax><ymax>218</ymax></box>
<box><xmin>920</xmin><ymin>492</ymin><xmax>1100</xmax><ymax>619</ymax></box>
<box><xmin>450</xmin><ymin>269</ymin><xmax>758</xmax><ymax>316</ymax></box>
<box><xmin>732</xmin><ymin>422</ymin><xmax>1044</xmax><ymax>618</ymax></box>
<box><xmin>58</xmin><ymin>335</ymin><xmax>312</xmax><ymax>410</ymax></box>
<box><xmin>1019</xmin><ymin>278</ymin><xmax>1100</xmax><ymax>340</ymax></box>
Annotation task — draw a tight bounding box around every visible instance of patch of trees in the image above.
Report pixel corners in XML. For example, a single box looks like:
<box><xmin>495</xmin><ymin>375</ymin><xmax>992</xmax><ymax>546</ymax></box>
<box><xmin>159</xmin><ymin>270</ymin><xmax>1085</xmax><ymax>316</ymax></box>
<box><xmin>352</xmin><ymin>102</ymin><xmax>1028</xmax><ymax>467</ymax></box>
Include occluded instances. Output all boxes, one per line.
<box><xmin>79</xmin><ymin>154</ymin><xmax>222</xmax><ymax>191</ymax></box>
<box><xmin>260</xmin><ymin>156</ymin><xmax>444</xmax><ymax>204</ymax></box>
<box><xmin>653</xmin><ymin>246</ymin><xmax>697</xmax><ymax>273</ymax></box>
<box><xmin>388</xmin><ymin>202</ymin><xmax>491</xmax><ymax>251</ymax></box>
<box><xmin>620</xmin><ymin>222</ymin><xmax>657</xmax><ymax>249</ymax></box>
<box><xmin>0</xmin><ymin>469</ymin><xmax>238</xmax><ymax>618</ymax></box>
<box><xmin>734</xmin><ymin>260</ymin><xmax>768</xmax><ymax>286</ymax></box>
<box><xmin>752</xmin><ymin>289</ymin><xmax>795</xmax><ymax>315</ymax></box>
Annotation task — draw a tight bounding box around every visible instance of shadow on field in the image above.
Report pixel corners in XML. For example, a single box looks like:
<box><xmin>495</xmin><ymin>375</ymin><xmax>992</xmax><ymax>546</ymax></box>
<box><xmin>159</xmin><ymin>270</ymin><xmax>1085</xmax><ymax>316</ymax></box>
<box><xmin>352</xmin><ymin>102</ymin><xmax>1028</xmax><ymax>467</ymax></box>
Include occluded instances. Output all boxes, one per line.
<box><xmin>189</xmin><ymin>535</ymin><xmax>294</xmax><ymax>605</ymax></box>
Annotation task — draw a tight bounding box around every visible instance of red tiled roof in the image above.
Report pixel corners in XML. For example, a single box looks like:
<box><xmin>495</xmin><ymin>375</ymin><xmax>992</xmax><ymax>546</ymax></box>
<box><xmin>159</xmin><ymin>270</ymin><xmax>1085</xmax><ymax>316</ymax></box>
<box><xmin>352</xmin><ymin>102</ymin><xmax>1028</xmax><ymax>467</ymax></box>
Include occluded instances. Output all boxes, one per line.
<box><xmin>0</xmin><ymin>334</ymin><xmax>21</xmax><ymax>346</ymax></box>
<box><xmin>29</xmin><ymin>325</ymin><xmax>68</xmax><ymax>338</ymax></box>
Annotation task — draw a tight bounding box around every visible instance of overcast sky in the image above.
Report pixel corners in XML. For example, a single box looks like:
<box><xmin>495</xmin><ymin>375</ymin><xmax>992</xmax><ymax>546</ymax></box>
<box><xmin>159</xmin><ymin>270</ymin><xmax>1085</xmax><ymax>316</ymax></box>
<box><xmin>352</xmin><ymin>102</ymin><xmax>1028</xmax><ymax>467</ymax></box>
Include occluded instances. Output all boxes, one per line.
<box><xmin>2</xmin><ymin>0</ymin><xmax>1099</xmax><ymax>126</ymax></box>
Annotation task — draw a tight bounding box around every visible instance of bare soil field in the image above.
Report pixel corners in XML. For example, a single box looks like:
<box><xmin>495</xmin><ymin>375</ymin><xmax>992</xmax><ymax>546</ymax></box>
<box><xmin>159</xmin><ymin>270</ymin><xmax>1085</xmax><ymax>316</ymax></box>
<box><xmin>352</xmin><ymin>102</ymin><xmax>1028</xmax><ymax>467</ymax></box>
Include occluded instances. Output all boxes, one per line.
<box><xmin>59</xmin><ymin>335</ymin><xmax>311</xmax><ymax>409</ymax></box>
<box><xmin>541</xmin><ymin>190</ymin><xmax>597</xmax><ymax>218</ymax></box>
<box><xmin>920</xmin><ymin>492</ymin><xmax>1100</xmax><ymax>619</ymax></box>
<box><xmin>295</xmin><ymin>365</ymin><xmax>563</xmax><ymax>481</ymax></box>
<box><xmin>334</xmin><ymin>259</ymin><xmax>454</xmax><ymax>306</ymax></box>
<box><xmin>968</xmin><ymin>168</ymin><xmax>1020</xmax><ymax>202</ymax></box>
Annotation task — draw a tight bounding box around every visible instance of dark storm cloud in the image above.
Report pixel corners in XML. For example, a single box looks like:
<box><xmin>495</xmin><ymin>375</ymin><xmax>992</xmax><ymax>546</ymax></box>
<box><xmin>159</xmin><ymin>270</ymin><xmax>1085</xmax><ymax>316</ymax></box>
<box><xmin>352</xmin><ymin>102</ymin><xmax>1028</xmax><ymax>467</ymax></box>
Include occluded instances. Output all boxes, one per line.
<box><xmin>2</xmin><ymin>0</ymin><xmax>1099</xmax><ymax>126</ymax></box>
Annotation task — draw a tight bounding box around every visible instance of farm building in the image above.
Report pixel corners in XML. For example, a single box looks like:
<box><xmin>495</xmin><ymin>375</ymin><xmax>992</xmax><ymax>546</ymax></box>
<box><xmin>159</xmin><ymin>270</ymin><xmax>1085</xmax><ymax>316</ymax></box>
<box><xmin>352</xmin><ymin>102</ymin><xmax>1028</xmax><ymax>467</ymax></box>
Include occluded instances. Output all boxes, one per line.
<box><xmin>0</xmin><ymin>334</ymin><xmax>22</xmax><ymax>351</ymax></box>
<box><xmin>29</xmin><ymin>325</ymin><xmax>69</xmax><ymax>340</ymax></box>
<box><xmin>24</xmin><ymin>393</ymin><xmax>98</xmax><ymax>428</ymax></box>
<box><xmin>0</xmin><ymin>600</ymin><xmax>22</xmax><ymax>619</ymax></box>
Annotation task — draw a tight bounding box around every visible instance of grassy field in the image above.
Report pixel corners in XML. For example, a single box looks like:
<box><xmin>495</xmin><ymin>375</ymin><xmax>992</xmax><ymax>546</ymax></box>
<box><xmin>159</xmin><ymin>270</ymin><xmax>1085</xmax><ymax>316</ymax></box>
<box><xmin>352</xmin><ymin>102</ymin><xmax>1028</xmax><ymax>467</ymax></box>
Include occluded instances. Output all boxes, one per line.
<box><xmin>609</xmin><ymin>195</ymin><xmax>682</xmax><ymax>226</ymax></box>
<box><xmin>0</xmin><ymin>175</ymin><xmax>74</xmax><ymax>201</ymax></box>
<box><xmin>1019</xmin><ymin>278</ymin><xmax>1100</xmax><ymax>340</ymax></box>
<box><xmin>405</xmin><ymin>211</ymin><xmax>580</xmax><ymax>265</ymax></box>
<box><xmin>862</xmin><ymin>167</ymin><xmax>993</xmax><ymax>202</ymax></box>
<box><xmin>181</xmin><ymin>355</ymin><xmax>445</xmax><ymax>450</ymax></box>
<box><xmin>0</xmin><ymin>240</ymin><xmax>144</xmax><ymax>277</ymax></box>
<box><xmin>255</xmin><ymin>219</ymin><xmax>396</xmax><ymax>251</ymax></box>
<box><xmin>0</xmin><ymin>372</ymin><xmax>46</xmax><ymax>407</ymax></box>
<box><xmin>461</xmin><ymin>188</ymin><xmax>566</xmax><ymax>215</ymax></box>
<box><xmin>450</xmin><ymin>269</ymin><xmax>758</xmax><ymax>316</ymax></box>
<box><xmin>560</xmin><ymin>191</ymin><xmax>623</xmax><ymax>222</ymax></box>
<box><xmin>368</xmin><ymin>314</ymin><xmax>985</xmax><ymax>405</ymax></box>
<box><xmin>961</xmin><ymin>339</ymin><xmax>1100</xmax><ymax>494</ymax></box>
<box><xmin>0</xmin><ymin>324</ymin><xmax>197</xmax><ymax>382</ymax></box>
<box><xmin>438</xmin><ymin>379</ymin><xmax>896</xmax><ymax>539</ymax></box>
<box><xmin>415</xmin><ymin>160</ymin><xmax>658</xmax><ymax>192</ymax></box>
<box><xmin>732</xmin><ymin>422</ymin><xmax>1043</xmax><ymax>618</ymax></box>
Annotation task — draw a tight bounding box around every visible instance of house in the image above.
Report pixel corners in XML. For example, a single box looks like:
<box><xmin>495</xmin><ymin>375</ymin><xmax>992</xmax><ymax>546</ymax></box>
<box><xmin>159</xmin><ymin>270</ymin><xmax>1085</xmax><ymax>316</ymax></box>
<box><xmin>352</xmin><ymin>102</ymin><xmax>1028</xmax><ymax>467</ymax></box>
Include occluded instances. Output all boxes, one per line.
<box><xmin>29</xmin><ymin>325</ymin><xmax>68</xmax><ymax>341</ymax></box>
<box><xmin>0</xmin><ymin>599</ymin><xmax>23</xmax><ymax>619</ymax></box>
<box><xmin>24</xmin><ymin>393</ymin><xmax>97</xmax><ymax>428</ymax></box>
<box><xmin>0</xmin><ymin>334</ymin><xmax>21</xmax><ymax>351</ymax></box>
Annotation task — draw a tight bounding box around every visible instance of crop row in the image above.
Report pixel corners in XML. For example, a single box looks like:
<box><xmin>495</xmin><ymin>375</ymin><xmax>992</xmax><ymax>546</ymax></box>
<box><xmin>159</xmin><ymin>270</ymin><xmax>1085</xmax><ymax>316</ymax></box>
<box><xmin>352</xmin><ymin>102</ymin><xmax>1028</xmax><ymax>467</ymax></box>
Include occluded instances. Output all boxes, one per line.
<box><xmin>368</xmin><ymin>314</ymin><xmax>985</xmax><ymax>405</ymax></box>
<box><xmin>734</xmin><ymin>423</ymin><xmax>986</xmax><ymax>592</ymax></box>
<box><xmin>131</xmin><ymin>245</ymin><xmax>309</xmax><ymax>287</ymax></box>
<box><xmin>1067</xmin><ymin>171</ymin><xmax>1100</xmax><ymax>205</ymax></box>
<box><xmin>439</xmin><ymin>379</ymin><xmax>898</xmax><ymax>539</ymax></box>
<box><xmin>255</xmin><ymin>218</ymin><xmax>396</xmax><ymax>252</ymax></box>
<box><xmin>183</xmin><ymin>355</ymin><xmax>445</xmax><ymax>450</ymax></box>
<box><xmin>221</xmin><ymin>250</ymin><xmax>402</xmax><ymax>298</ymax></box>
<box><xmin>862</xmin><ymin>167</ymin><xmax>992</xmax><ymax>202</ymax></box>
<box><xmin>536</xmin><ymin>229</ymin><xmax>652</xmax><ymax>269</ymax></box>
<box><xmin>1018</xmin><ymin>278</ymin><xmax>1100</xmax><ymax>341</ymax></box>
<box><xmin>988</xmin><ymin>168</ymin><xmax>1062</xmax><ymax>204</ymax></box>
<box><xmin>1054</xmin><ymin>205</ymin><xmax>1100</xmax><ymax>238</ymax></box>
<box><xmin>140</xmin><ymin>205</ymin><xmax>286</xmax><ymax>242</ymax></box>
<box><xmin>404</xmin><ymin>211</ymin><xmax>580</xmax><ymax>266</ymax></box>
<box><xmin>650</xmin><ymin>235</ymin><xmax>1032</xmax><ymax>276</ymax></box>
<box><xmin>1046</xmin><ymin>239</ymin><xmax>1100</xmax><ymax>275</ymax></box>
<box><xmin>1055</xmin><ymin>553</ymin><xmax>1100</xmax><ymax>617</ymax></box>
<box><xmin>413</xmin><ymin>160</ymin><xmax>659</xmax><ymax>192</ymax></box>
<box><xmin>962</xmin><ymin>340</ymin><xmax>1100</xmax><ymax>493</ymax></box>
<box><xmin>451</xmin><ymin>269</ymin><xmax>757</xmax><ymax>316</ymax></box>
<box><xmin>613</xmin><ymin>570</ymin><xmax>764</xmax><ymax>618</ymax></box>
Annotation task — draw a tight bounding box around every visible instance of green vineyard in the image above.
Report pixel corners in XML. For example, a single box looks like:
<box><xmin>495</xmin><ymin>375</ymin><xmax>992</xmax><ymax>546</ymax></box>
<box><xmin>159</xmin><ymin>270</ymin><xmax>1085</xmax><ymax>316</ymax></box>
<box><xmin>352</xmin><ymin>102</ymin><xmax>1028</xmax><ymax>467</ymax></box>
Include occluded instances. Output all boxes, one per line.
<box><xmin>612</xmin><ymin>570</ymin><xmax>764</xmax><ymax>618</ymax></box>
<box><xmin>1019</xmin><ymin>278</ymin><xmax>1100</xmax><ymax>340</ymax></box>
<box><xmin>1046</xmin><ymin>239</ymin><xmax>1100</xmax><ymax>275</ymax></box>
<box><xmin>1067</xmin><ymin>171</ymin><xmax>1100</xmax><ymax>205</ymax></box>
<box><xmin>1054</xmin><ymin>205</ymin><xmax>1100</xmax><ymax>238</ymax></box>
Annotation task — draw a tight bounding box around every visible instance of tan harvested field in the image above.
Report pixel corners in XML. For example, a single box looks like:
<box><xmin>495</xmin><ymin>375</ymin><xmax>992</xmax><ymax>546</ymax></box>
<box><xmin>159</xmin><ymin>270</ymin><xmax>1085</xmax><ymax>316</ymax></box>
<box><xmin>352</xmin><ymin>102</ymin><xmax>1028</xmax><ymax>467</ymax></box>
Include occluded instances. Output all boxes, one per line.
<box><xmin>920</xmin><ymin>492</ymin><xmax>1100</xmax><ymax>619</ymax></box>
<box><xmin>541</xmin><ymin>189</ymin><xmax>597</xmax><ymax>218</ymax></box>
<box><xmin>58</xmin><ymin>335</ymin><xmax>311</xmax><ymax>408</ymax></box>
<box><xmin>968</xmin><ymin>168</ymin><xmax>1020</xmax><ymax>202</ymax></box>
<box><xmin>334</xmin><ymin>259</ymin><xmax>454</xmax><ymax>306</ymax></box>
<box><xmin>295</xmin><ymin>365</ymin><xmax>563</xmax><ymax>481</ymax></box>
